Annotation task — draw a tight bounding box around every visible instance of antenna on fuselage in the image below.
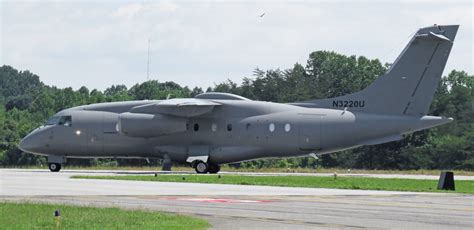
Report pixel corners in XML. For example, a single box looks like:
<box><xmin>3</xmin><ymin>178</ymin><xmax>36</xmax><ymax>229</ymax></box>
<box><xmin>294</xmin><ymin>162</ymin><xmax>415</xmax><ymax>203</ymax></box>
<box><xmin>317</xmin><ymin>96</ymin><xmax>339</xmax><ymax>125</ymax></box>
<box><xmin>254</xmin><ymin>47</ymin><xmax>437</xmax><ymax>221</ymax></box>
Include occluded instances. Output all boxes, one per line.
<box><xmin>147</xmin><ymin>38</ymin><xmax>151</xmax><ymax>81</ymax></box>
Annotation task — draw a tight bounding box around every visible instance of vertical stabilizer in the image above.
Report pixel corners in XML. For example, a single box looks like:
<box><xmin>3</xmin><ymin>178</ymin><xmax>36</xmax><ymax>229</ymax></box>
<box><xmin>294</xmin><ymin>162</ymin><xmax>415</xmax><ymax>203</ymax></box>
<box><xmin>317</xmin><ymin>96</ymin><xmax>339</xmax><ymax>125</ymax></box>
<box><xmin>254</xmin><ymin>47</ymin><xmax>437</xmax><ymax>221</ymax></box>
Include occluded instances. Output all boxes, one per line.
<box><xmin>298</xmin><ymin>25</ymin><xmax>459</xmax><ymax>116</ymax></box>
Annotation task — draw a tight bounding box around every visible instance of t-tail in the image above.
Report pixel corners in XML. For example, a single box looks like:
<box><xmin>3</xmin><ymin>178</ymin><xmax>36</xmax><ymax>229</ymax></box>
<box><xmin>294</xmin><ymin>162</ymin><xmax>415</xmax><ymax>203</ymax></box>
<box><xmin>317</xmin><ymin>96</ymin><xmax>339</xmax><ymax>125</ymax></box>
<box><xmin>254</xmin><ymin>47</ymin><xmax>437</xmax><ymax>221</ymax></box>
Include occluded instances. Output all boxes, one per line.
<box><xmin>295</xmin><ymin>25</ymin><xmax>459</xmax><ymax>117</ymax></box>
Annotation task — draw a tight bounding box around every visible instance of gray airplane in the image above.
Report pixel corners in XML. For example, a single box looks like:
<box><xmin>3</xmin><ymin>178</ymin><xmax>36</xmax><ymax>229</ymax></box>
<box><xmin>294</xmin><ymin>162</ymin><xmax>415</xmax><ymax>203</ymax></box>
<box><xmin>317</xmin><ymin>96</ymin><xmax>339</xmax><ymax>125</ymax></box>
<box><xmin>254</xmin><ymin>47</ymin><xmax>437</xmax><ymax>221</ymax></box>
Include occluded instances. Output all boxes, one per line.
<box><xmin>19</xmin><ymin>25</ymin><xmax>458</xmax><ymax>173</ymax></box>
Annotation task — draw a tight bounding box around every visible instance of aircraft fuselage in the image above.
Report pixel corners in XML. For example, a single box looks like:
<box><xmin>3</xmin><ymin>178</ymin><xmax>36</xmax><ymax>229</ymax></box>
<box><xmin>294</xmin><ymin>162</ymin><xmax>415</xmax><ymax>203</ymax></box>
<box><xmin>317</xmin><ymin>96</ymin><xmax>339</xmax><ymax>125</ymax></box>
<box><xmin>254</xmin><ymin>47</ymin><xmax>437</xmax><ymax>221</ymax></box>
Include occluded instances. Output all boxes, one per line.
<box><xmin>20</xmin><ymin>99</ymin><xmax>450</xmax><ymax>165</ymax></box>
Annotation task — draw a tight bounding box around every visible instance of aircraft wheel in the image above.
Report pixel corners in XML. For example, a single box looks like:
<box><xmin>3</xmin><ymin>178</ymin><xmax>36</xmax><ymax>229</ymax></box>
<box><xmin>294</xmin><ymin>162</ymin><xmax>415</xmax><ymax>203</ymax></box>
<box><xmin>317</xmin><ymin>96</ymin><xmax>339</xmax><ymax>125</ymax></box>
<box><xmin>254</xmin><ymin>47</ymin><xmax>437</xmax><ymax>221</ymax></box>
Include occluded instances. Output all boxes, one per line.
<box><xmin>194</xmin><ymin>161</ymin><xmax>208</xmax><ymax>174</ymax></box>
<box><xmin>48</xmin><ymin>163</ymin><xmax>61</xmax><ymax>172</ymax></box>
<box><xmin>208</xmin><ymin>164</ymin><xmax>221</xmax><ymax>174</ymax></box>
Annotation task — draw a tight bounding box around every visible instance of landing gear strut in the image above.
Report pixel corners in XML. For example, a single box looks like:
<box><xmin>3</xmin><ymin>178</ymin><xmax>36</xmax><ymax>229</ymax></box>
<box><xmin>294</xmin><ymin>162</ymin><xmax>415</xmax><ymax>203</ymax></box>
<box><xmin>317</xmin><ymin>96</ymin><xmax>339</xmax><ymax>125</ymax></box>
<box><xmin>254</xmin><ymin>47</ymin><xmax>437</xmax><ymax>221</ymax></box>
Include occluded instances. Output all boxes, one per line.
<box><xmin>48</xmin><ymin>163</ymin><xmax>61</xmax><ymax>172</ymax></box>
<box><xmin>162</xmin><ymin>155</ymin><xmax>172</xmax><ymax>171</ymax></box>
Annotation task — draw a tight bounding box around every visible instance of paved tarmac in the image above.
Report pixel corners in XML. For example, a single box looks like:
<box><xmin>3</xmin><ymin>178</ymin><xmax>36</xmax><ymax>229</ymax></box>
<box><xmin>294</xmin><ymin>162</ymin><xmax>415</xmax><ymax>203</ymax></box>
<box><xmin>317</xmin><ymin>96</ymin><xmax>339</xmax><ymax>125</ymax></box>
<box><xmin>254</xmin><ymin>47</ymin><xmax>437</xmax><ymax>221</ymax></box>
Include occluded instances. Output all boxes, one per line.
<box><xmin>7</xmin><ymin>168</ymin><xmax>473</xmax><ymax>180</ymax></box>
<box><xmin>1</xmin><ymin>169</ymin><xmax>473</xmax><ymax>229</ymax></box>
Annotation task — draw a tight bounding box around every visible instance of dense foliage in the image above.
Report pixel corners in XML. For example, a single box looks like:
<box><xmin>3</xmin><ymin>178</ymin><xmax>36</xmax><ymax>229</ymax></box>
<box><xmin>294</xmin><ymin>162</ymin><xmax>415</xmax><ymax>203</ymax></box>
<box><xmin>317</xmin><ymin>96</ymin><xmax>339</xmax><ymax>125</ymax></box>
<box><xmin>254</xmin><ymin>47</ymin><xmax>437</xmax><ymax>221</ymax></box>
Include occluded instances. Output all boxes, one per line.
<box><xmin>0</xmin><ymin>50</ymin><xmax>472</xmax><ymax>170</ymax></box>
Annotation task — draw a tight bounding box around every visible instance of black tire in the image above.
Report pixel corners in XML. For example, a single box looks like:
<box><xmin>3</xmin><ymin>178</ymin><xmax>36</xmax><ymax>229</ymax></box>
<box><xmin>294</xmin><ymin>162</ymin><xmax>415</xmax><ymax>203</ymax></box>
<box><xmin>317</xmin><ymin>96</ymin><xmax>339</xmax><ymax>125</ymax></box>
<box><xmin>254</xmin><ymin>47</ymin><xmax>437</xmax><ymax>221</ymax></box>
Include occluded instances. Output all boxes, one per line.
<box><xmin>194</xmin><ymin>161</ymin><xmax>208</xmax><ymax>174</ymax></box>
<box><xmin>208</xmin><ymin>164</ymin><xmax>221</xmax><ymax>174</ymax></box>
<box><xmin>48</xmin><ymin>163</ymin><xmax>61</xmax><ymax>172</ymax></box>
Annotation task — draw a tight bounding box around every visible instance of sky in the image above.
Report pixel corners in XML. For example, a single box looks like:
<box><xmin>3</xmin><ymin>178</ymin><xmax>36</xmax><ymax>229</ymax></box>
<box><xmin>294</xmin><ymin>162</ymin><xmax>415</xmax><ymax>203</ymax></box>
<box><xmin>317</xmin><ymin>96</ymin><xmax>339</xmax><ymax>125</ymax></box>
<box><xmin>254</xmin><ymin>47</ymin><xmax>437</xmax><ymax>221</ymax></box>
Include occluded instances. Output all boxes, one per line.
<box><xmin>1</xmin><ymin>0</ymin><xmax>472</xmax><ymax>91</ymax></box>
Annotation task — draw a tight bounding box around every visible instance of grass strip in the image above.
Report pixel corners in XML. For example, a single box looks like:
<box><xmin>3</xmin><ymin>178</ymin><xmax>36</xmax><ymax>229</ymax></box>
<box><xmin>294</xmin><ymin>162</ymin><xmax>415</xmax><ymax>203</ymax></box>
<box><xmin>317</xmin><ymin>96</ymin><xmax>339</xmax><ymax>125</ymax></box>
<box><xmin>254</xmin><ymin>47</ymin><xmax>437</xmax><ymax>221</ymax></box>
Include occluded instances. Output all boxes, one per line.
<box><xmin>72</xmin><ymin>174</ymin><xmax>474</xmax><ymax>194</ymax></box>
<box><xmin>0</xmin><ymin>202</ymin><xmax>210</xmax><ymax>230</ymax></box>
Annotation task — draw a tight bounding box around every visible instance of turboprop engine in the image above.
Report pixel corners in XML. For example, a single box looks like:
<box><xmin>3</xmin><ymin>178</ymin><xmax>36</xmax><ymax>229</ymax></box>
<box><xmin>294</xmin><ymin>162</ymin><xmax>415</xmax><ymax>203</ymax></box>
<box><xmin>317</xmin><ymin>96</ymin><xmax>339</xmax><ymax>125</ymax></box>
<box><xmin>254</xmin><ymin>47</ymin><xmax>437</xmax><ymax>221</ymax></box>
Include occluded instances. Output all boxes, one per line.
<box><xmin>117</xmin><ymin>112</ymin><xmax>187</xmax><ymax>138</ymax></box>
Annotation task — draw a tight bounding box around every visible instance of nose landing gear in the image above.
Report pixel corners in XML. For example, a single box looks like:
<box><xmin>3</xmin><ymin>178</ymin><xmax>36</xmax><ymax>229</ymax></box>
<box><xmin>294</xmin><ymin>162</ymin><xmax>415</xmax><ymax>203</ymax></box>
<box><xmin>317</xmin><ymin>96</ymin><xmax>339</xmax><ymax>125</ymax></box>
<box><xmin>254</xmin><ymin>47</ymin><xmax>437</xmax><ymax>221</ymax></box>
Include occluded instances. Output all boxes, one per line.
<box><xmin>47</xmin><ymin>155</ymin><xmax>65</xmax><ymax>172</ymax></box>
<box><xmin>48</xmin><ymin>163</ymin><xmax>61</xmax><ymax>172</ymax></box>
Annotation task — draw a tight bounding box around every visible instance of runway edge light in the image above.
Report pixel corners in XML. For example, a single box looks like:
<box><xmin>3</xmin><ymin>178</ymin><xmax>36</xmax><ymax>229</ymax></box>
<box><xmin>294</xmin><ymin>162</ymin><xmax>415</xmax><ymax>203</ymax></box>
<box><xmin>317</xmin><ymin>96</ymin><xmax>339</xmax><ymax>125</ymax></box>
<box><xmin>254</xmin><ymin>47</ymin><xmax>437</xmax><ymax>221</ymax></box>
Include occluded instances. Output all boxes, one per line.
<box><xmin>54</xmin><ymin>209</ymin><xmax>61</xmax><ymax>227</ymax></box>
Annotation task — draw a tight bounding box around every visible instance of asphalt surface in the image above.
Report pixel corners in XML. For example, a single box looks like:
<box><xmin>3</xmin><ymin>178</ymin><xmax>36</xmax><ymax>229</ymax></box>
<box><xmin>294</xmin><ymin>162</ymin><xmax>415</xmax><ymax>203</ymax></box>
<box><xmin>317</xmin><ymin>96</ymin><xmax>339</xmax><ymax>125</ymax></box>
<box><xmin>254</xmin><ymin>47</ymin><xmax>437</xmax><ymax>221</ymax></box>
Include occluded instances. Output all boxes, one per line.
<box><xmin>1</xmin><ymin>169</ymin><xmax>473</xmax><ymax>229</ymax></box>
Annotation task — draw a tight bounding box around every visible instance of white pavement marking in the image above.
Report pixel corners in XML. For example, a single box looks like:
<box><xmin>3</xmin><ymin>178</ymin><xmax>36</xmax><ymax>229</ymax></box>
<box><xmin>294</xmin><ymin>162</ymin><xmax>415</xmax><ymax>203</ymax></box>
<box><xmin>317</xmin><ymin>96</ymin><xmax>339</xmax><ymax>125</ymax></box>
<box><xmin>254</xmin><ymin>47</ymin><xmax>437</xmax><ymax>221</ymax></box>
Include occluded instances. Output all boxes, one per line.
<box><xmin>163</xmin><ymin>197</ymin><xmax>270</xmax><ymax>203</ymax></box>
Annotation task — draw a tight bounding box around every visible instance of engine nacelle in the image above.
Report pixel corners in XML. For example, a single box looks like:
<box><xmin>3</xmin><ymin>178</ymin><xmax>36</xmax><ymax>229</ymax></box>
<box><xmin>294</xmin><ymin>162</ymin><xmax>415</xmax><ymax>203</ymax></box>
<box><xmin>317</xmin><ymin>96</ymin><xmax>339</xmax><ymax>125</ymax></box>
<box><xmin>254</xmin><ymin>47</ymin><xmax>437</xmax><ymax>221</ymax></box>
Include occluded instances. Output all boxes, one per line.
<box><xmin>118</xmin><ymin>112</ymin><xmax>187</xmax><ymax>138</ymax></box>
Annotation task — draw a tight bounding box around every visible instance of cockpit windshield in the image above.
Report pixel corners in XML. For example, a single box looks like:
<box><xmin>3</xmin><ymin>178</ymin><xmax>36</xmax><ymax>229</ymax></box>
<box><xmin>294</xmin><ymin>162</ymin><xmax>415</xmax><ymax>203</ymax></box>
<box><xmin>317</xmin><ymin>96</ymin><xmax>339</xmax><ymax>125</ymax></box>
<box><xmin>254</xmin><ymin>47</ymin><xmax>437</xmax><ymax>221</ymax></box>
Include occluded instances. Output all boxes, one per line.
<box><xmin>45</xmin><ymin>116</ymin><xmax>61</xmax><ymax>125</ymax></box>
<box><xmin>45</xmin><ymin>115</ymin><xmax>72</xmax><ymax>127</ymax></box>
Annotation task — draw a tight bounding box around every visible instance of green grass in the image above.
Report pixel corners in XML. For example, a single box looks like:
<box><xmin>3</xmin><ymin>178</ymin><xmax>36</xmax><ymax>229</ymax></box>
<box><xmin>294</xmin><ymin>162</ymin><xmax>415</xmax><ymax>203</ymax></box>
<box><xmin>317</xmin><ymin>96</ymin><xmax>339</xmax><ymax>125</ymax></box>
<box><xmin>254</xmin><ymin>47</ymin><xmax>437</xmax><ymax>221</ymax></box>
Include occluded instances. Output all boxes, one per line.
<box><xmin>73</xmin><ymin>174</ymin><xmax>474</xmax><ymax>194</ymax></box>
<box><xmin>0</xmin><ymin>202</ymin><xmax>210</xmax><ymax>230</ymax></box>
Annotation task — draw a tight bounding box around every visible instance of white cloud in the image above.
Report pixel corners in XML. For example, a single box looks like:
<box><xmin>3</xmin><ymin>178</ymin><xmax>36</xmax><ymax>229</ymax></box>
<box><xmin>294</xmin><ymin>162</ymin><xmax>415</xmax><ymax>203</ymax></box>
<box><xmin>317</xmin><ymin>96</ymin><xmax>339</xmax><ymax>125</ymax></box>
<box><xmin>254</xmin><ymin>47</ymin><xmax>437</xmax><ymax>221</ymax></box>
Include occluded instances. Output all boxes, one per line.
<box><xmin>1</xmin><ymin>1</ymin><xmax>472</xmax><ymax>90</ymax></box>
<box><xmin>112</xmin><ymin>3</ymin><xmax>143</xmax><ymax>18</ymax></box>
<box><xmin>150</xmin><ymin>1</ymin><xmax>179</xmax><ymax>13</ymax></box>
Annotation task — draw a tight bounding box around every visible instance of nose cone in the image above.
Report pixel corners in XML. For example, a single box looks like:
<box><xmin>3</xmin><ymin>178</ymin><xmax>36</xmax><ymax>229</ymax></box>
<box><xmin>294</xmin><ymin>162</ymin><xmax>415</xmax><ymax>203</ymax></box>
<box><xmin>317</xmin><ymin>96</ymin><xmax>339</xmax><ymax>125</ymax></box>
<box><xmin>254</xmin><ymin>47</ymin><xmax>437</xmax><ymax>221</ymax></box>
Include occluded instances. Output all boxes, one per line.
<box><xmin>19</xmin><ymin>136</ymin><xmax>33</xmax><ymax>153</ymax></box>
<box><xmin>19</xmin><ymin>130</ymin><xmax>45</xmax><ymax>154</ymax></box>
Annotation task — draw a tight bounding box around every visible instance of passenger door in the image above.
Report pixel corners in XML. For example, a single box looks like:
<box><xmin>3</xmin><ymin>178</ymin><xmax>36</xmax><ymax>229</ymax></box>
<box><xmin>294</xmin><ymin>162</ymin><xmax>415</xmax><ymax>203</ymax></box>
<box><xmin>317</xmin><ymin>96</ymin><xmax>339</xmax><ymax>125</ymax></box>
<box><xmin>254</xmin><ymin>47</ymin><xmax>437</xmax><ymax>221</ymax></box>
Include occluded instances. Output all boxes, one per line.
<box><xmin>298</xmin><ymin>114</ymin><xmax>322</xmax><ymax>151</ymax></box>
<box><xmin>86</xmin><ymin>112</ymin><xmax>104</xmax><ymax>155</ymax></box>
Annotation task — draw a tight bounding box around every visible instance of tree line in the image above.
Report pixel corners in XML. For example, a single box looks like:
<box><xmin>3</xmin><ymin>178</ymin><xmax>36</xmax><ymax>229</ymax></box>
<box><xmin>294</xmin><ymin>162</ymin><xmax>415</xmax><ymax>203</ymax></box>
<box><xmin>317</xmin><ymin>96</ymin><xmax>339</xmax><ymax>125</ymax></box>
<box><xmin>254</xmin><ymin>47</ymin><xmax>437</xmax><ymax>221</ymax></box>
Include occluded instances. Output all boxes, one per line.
<box><xmin>0</xmin><ymin>50</ymin><xmax>472</xmax><ymax>170</ymax></box>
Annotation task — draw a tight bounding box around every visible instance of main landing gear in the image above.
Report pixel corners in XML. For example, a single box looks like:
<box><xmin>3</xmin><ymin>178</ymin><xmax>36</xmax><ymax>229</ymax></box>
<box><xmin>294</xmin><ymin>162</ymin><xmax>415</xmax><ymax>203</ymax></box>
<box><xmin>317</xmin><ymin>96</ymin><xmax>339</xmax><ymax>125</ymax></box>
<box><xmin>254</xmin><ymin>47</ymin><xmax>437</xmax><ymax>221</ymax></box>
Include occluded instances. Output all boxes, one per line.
<box><xmin>193</xmin><ymin>161</ymin><xmax>220</xmax><ymax>174</ymax></box>
<box><xmin>208</xmin><ymin>164</ymin><xmax>221</xmax><ymax>174</ymax></box>
<box><xmin>48</xmin><ymin>163</ymin><xmax>61</xmax><ymax>172</ymax></box>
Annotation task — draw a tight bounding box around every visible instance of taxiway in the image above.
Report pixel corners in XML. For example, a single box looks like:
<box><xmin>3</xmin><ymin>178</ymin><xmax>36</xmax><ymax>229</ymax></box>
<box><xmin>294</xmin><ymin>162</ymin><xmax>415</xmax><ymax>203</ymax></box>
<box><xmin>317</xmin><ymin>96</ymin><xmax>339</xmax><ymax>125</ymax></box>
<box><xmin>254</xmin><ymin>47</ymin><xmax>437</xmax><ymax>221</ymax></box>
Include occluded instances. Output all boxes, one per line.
<box><xmin>1</xmin><ymin>169</ymin><xmax>473</xmax><ymax>229</ymax></box>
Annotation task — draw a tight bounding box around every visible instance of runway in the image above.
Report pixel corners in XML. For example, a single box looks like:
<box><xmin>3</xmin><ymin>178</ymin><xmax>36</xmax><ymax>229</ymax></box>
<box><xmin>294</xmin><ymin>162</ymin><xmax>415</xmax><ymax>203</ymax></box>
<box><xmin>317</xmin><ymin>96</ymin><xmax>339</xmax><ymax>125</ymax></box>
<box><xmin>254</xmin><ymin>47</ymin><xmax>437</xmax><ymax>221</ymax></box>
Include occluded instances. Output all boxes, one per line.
<box><xmin>1</xmin><ymin>169</ymin><xmax>473</xmax><ymax>229</ymax></box>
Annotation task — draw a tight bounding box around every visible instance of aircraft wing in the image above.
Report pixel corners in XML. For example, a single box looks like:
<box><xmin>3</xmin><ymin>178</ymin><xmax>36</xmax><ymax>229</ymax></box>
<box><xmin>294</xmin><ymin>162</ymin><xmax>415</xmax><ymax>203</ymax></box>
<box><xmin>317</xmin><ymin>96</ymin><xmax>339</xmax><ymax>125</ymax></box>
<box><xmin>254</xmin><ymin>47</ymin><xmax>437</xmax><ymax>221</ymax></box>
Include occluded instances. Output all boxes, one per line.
<box><xmin>129</xmin><ymin>98</ymin><xmax>221</xmax><ymax>117</ymax></box>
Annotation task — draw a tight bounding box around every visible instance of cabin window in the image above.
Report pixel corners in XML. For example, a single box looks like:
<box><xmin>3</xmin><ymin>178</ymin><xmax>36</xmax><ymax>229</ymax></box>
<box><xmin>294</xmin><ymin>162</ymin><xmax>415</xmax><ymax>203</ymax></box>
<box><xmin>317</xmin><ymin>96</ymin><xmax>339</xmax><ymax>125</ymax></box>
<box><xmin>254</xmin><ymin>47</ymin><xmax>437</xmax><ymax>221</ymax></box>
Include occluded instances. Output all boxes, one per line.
<box><xmin>227</xmin><ymin>124</ymin><xmax>232</xmax><ymax>132</ymax></box>
<box><xmin>269</xmin><ymin>123</ymin><xmax>275</xmax><ymax>132</ymax></box>
<box><xmin>246</xmin><ymin>123</ymin><xmax>251</xmax><ymax>130</ymax></box>
<box><xmin>194</xmin><ymin>123</ymin><xmax>199</xmax><ymax>131</ymax></box>
<box><xmin>211</xmin><ymin>123</ymin><xmax>217</xmax><ymax>132</ymax></box>
<box><xmin>285</xmin><ymin>123</ymin><xmax>291</xmax><ymax>132</ymax></box>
